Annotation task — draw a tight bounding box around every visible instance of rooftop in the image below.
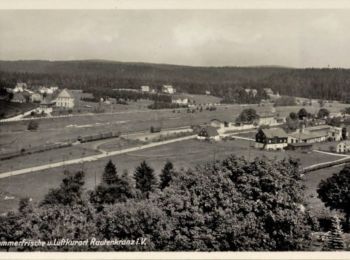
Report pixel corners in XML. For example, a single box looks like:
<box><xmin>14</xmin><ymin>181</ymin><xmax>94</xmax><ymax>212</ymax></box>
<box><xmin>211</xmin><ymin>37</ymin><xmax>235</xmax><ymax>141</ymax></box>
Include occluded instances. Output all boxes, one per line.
<box><xmin>57</xmin><ymin>89</ymin><xmax>73</xmax><ymax>99</ymax></box>
<box><xmin>261</xmin><ymin>128</ymin><xmax>288</xmax><ymax>138</ymax></box>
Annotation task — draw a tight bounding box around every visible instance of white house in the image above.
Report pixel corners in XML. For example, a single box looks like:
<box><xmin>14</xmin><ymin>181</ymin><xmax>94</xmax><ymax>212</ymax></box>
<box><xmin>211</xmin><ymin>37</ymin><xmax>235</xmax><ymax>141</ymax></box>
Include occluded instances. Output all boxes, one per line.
<box><xmin>55</xmin><ymin>89</ymin><xmax>75</xmax><ymax>108</ymax></box>
<box><xmin>36</xmin><ymin>99</ymin><xmax>55</xmax><ymax>114</ymax></box>
<box><xmin>30</xmin><ymin>93</ymin><xmax>43</xmax><ymax>103</ymax></box>
<box><xmin>141</xmin><ymin>86</ymin><xmax>150</xmax><ymax>92</ymax></box>
<box><xmin>38</xmin><ymin>86</ymin><xmax>58</xmax><ymax>95</ymax></box>
<box><xmin>172</xmin><ymin>98</ymin><xmax>189</xmax><ymax>105</ymax></box>
<box><xmin>12</xmin><ymin>83</ymin><xmax>27</xmax><ymax>93</ymax></box>
<box><xmin>336</xmin><ymin>141</ymin><xmax>350</xmax><ymax>153</ymax></box>
<box><xmin>288</xmin><ymin>125</ymin><xmax>343</xmax><ymax>144</ymax></box>
<box><xmin>245</xmin><ymin>88</ymin><xmax>258</xmax><ymax>97</ymax></box>
<box><xmin>162</xmin><ymin>85</ymin><xmax>176</xmax><ymax>94</ymax></box>
<box><xmin>256</xmin><ymin>115</ymin><xmax>278</xmax><ymax>126</ymax></box>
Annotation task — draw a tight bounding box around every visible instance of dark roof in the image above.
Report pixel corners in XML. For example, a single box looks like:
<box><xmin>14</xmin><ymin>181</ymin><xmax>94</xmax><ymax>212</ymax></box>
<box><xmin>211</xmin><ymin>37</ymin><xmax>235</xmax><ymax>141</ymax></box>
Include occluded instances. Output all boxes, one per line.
<box><xmin>261</xmin><ymin>128</ymin><xmax>288</xmax><ymax>138</ymax></box>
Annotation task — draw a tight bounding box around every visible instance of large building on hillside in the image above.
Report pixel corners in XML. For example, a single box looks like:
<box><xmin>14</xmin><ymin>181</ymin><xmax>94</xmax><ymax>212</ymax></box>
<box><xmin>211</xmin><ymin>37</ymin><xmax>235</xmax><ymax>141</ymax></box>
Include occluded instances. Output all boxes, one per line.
<box><xmin>55</xmin><ymin>89</ymin><xmax>75</xmax><ymax>108</ymax></box>
<box><xmin>255</xmin><ymin>128</ymin><xmax>288</xmax><ymax>150</ymax></box>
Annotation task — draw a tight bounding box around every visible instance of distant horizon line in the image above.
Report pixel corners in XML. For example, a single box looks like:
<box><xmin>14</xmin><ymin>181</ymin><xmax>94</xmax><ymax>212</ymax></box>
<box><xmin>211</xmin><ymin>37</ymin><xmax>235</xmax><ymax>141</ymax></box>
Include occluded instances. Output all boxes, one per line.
<box><xmin>0</xmin><ymin>58</ymin><xmax>347</xmax><ymax>70</ymax></box>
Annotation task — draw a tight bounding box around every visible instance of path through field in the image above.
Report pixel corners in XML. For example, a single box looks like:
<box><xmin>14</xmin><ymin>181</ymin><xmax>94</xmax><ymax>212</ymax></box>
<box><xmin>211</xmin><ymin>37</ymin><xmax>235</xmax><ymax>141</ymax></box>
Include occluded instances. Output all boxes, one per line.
<box><xmin>0</xmin><ymin>135</ymin><xmax>197</xmax><ymax>179</ymax></box>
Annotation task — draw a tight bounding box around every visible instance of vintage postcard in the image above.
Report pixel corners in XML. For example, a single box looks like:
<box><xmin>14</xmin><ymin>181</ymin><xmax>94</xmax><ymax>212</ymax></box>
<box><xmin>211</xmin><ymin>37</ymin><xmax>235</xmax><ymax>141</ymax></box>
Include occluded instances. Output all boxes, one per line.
<box><xmin>0</xmin><ymin>0</ymin><xmax>350</xmax><ymax>259</ymax></box>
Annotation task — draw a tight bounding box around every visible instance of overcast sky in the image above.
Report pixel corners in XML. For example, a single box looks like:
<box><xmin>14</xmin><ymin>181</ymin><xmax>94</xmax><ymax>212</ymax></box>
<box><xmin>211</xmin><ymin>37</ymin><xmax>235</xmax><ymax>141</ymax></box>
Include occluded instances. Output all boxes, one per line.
<box><xmin>0</xmin><ymin>10</ymin><xmax>349</xmax><ymax>67</ymax></box>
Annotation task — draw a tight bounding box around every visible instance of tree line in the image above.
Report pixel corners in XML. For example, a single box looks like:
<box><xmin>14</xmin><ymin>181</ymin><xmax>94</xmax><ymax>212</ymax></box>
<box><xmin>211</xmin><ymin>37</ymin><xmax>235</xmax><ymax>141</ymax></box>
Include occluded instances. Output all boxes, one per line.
<box><xmin>3</xmin><ymin>61</ymin><xmax>350</xmax><ymax>101</ymax></box>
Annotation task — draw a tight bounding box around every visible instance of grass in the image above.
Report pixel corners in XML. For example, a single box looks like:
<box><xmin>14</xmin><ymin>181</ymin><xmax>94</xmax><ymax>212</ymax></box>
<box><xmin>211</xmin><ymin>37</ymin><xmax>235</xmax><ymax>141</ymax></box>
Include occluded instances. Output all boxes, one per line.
<box><xmin>0</xmin><ymin>137</ymin><xmax>341</xmax><ymax>214</ymax></box>
<box><xmin>0</xmin><ymin>145</ymin><xmax>99</xmax><ymax>173</ymax></box>
<box><xmin>1</xmin><ymin>100</ymin><xmax>347</xmax><ymax>154</ymax></box>
<box><xmin>0</xmin><ymin>100</ymin><xmax>37</xmax><ymax>119</ymax></box>
<box><xmin>303</xmin><ymin>165</ymin><xmax>343</xmax><ymax>215</ymax></box>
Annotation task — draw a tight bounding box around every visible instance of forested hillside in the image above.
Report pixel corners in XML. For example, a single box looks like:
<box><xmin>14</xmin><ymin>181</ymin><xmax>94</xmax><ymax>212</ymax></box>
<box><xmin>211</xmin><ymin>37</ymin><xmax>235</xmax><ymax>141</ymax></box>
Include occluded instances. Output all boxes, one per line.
<box><xmin>0</xmin><ymin>60</ymin><xmax>350</xmax><ymax>102</ymax></box>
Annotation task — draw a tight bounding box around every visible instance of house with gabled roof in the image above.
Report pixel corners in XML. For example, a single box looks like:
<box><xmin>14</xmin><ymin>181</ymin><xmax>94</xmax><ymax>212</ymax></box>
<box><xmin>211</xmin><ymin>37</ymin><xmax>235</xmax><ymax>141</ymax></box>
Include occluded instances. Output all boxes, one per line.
<box><xmin>255</xmin><ymin>128</ymin><xmax>288</xmax><ymax>150</ymax></box>
<box><xmin>11</xmin><ymin>92</ymin><xmax>27</xmax><ymax>103</ymax></box>
<box><xmin>55</xmin><ymin>89</ymin><xmax>75</xmax><ymax>108</ymax></box>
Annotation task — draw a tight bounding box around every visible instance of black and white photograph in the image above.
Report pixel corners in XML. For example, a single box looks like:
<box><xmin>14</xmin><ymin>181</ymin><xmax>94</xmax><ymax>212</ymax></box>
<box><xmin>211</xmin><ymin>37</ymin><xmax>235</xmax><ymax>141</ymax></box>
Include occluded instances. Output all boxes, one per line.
<box><xmin>0</xmin><ymin>1</ymin><xmax>350</xmax><ymax>259</ymax></box>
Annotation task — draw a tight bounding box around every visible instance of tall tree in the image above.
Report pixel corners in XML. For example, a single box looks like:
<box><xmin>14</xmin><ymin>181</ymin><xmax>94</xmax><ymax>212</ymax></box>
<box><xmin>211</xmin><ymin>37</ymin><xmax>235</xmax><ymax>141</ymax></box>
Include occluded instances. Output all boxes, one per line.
<box><xmin>102</xmin><ymin>160</ymin><xmax>118</xmax><ymax>185</ymax></box>
<box><xmin>323</xmin><ymin>216</ymin><xmax>345</xmax><ymax>251</ymax></box>
<box><xmin>90</xmin><ymin>164</ymin><xmax>135</xmax><ymax>208</ymax></box>
<box><xmin>159</xmin><ymin>161</ymin><xmax>174</xmax><ymax>190</ymax></box>
<box><xmin>134</xmin><ymin>161</ymin><xmax>157</xmax><ymax>197</ymax></box>
<box><xmin>318</xmin><ymin>165</ymin><xmax>350</xmax><ymax>231</ymax></box>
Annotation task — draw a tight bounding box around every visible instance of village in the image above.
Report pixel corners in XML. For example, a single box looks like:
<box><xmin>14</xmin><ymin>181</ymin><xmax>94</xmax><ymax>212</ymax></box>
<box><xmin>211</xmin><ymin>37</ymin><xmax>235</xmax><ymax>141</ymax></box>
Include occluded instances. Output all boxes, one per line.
<box><xmin>3</xmin><ymin>81</ymin><xmax>350</xmax><ymax>161</ymax></box>
<box><xmin>2</xmin><ymin>80</ymin><xmax>350</xmax><ymax>211</ymax></box>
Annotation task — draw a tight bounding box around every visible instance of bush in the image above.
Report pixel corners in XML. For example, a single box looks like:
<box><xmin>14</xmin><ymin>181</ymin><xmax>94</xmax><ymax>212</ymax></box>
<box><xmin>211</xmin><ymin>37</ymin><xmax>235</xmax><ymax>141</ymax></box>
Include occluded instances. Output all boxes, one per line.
<box><xmin>27</xmin><ymin>121</ymin><xmax>39</xmax><ymax>131</ymax></box>
<box><xmin>150</xmin><ymin>126</ymin><xmax>161</xmax><ymax>133</ymax></box>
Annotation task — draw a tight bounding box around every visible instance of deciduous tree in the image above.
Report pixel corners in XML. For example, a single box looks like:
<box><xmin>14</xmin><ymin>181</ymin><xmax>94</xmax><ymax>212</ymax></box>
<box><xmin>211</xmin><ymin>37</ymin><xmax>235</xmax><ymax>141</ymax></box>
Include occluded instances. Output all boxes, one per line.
<box><xmin>318</xmin><ymin>165</ymin><xmax>350</xmax><ymax>230</ymax></box>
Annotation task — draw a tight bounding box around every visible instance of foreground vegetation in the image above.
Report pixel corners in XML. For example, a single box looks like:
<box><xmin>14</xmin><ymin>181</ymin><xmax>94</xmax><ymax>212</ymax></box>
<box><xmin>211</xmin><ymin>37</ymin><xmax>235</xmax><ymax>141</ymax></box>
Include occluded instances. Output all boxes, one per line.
<box><xmin>0</xmin><ymin>155</ymin><xmax>322</xmax><ymax>251</ymax></box>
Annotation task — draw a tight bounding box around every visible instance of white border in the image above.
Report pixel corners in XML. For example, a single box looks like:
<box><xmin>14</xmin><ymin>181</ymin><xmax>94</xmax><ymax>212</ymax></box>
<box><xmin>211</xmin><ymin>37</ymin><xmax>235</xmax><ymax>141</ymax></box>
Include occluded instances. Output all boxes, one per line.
<box><xmin>0</xmin><ymin>0</ymin><xmax>350</xmax><ymax>10</ymax></box>
<box><xmin>1</xmin><ymin>0</ymin><xmax>350</xmax><ymax>259</ymax></box>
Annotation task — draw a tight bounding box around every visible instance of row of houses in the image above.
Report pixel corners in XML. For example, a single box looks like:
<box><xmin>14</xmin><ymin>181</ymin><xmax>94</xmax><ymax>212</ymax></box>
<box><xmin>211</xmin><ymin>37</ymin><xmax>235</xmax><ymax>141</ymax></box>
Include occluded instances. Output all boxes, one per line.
<box><xmin>196</xmin><ymin>112</ymin><xmax>285</xmax><ymax>141</ymax></box>
<box><xmin>140</xmin><ymin>85</ymin><xmax>176</xmax><ymax>94</ymax></box>
<box><xmin>255</xmin><ymin>125</ymin><xmax>343</xmax><ymax>151</ymax></box>
<box><xmin>209</xmin><ymin>113</ymin><xmax>284</xmax><ymax>132</ymax></box>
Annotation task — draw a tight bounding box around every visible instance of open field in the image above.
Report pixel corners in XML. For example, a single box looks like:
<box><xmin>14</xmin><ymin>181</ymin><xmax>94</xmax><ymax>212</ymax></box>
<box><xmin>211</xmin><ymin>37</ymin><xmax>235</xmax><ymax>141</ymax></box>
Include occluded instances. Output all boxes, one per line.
<box><xmin>0</xmin><ymin>137</ymin><xmax>341</xmax><ymax>214</ymax></box>
<box><xmin>303</xmin><ymin>164</ymin><xmax>344</xmax><ymax>214</ymax></box>
<box><xmin>2</xmin><ymin>100</ymin><xmax>346</xmax><ymax>153</ymax></box>
<box><xmin>1</xmin><ymin>97</ymin><xmax>348</xmax><ymax>214</ymax></box>
<box><xmin>0</xmin><ymin>145</ymin><xmax>99</xmax><ymax>173</ymax></box>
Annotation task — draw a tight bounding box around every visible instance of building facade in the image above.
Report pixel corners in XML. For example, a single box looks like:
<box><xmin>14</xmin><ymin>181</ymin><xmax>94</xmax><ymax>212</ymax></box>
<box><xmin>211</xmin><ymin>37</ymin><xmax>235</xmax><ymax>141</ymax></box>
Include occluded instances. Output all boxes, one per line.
<box><xmin>55</xmin><ymin>89</ymin><xmax>75</xmax><ymax>108</ymax></box>
<box><xmin>255</xmin><ymin>128</ymin><xmax>288</xmax><ymax>150</ymax></box>
<box><xmin>141</xmin><ymin>86</ymin><xmax>150</xmax><ymax>92</ymax></box>
<box><xmin>336</xmin><ymin>141</ymin><xmax>350</xmax><ymax>153</ymax></box>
